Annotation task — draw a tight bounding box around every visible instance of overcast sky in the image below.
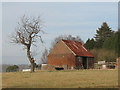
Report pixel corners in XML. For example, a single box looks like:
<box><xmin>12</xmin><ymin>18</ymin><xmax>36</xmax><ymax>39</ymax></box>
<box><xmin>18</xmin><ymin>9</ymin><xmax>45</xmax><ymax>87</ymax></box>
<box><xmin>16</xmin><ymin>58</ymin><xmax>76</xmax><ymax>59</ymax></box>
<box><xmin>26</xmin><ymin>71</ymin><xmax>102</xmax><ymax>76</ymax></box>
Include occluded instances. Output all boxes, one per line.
<box><xmin>2</xmin><ymin>2</ymin><xmax>118</xmax><ymax>65</ymax></box>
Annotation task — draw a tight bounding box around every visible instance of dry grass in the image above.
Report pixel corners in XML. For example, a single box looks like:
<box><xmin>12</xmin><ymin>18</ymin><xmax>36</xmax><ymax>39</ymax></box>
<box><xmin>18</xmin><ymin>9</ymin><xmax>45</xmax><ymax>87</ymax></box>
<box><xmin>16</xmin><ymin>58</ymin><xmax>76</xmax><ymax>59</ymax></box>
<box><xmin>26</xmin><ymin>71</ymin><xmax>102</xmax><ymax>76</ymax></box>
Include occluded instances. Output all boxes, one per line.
<box><xmin>2</xmin><ymin>69</ymin><xmax>118</xmax><ymax>88</ymax></box>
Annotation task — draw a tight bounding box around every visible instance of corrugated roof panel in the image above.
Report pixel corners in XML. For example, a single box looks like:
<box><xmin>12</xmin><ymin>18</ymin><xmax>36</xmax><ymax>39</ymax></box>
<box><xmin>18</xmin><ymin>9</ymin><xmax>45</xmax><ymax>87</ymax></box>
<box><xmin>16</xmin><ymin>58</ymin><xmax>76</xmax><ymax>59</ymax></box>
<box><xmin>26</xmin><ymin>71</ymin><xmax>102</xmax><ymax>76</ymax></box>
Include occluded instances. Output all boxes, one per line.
<box><xmin>62</xmin><ymin>40</ymin><xmax>94</xmax><ymax>57</ymax></box>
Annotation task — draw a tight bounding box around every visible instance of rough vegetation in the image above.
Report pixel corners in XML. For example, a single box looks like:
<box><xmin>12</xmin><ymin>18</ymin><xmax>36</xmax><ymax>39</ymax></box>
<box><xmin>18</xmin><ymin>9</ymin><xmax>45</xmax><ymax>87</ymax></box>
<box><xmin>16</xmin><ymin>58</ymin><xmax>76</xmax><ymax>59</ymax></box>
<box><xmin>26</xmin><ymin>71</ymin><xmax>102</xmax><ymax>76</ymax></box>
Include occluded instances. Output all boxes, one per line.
<box><xmin>2</xmin><ymin>70</ymin><xmax>118</xmax><ymax>88</ymax></box>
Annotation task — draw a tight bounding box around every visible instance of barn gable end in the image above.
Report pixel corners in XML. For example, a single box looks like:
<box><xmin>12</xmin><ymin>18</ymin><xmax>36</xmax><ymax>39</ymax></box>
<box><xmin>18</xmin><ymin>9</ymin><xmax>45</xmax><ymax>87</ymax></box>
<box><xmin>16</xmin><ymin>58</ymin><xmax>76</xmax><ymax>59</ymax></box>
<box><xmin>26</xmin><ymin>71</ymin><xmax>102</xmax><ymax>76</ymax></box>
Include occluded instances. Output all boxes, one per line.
<box><xmin>48</xmin><ymin>40</ymin><xmax>76</xmax><ymax>69</ymax></box>
<box><xmin>48</xmin><ymin>40</ymin><xmax>76</xmax><ymax>57</ymax></box>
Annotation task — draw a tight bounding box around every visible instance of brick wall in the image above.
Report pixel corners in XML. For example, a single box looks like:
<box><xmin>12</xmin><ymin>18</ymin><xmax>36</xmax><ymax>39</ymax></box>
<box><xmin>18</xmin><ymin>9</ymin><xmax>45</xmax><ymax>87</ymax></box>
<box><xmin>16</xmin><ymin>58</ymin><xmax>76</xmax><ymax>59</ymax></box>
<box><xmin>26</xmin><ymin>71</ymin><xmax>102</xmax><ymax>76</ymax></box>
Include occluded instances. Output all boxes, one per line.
<box><xmin>48</xmin><ymin>40</ymin><xmax>76</xmax><ymax>69</ymax></box>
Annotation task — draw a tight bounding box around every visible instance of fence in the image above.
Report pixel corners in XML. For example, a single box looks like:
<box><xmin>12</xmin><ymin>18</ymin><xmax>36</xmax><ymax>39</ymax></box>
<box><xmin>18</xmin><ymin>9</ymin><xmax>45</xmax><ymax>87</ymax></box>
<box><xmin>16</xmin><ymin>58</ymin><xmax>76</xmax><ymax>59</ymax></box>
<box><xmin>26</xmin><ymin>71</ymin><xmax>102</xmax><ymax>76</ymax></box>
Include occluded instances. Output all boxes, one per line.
<box><xmin>94</xmin><ymin>62</ymin><xmax>116</xmax><ymax>69</ymax></box>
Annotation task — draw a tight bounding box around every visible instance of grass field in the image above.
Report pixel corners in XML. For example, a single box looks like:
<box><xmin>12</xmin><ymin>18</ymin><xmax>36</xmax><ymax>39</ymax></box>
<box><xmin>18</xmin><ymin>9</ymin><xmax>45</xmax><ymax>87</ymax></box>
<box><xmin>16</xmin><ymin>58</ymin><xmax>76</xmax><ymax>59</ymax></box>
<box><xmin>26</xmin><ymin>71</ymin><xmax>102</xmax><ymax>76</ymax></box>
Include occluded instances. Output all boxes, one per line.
<box><xmin>2</xmin><ymin>69</ymin><xmax>118</xmax><ymax>88</ymax></box>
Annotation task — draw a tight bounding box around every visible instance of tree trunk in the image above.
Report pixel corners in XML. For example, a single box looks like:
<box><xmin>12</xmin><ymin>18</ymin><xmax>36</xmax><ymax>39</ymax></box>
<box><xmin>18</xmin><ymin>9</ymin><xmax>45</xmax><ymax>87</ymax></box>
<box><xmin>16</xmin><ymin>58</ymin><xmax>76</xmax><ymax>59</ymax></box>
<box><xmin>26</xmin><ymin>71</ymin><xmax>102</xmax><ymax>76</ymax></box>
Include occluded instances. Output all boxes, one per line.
<box><xmin>31</xmin><ymin>62</ymin><xmax>35</xmax><ymax>72</ymax></box>
<box><xmin>27</xmin><ymin>46</ymin><xmax>35</xmax><ymax>72</ymax></box>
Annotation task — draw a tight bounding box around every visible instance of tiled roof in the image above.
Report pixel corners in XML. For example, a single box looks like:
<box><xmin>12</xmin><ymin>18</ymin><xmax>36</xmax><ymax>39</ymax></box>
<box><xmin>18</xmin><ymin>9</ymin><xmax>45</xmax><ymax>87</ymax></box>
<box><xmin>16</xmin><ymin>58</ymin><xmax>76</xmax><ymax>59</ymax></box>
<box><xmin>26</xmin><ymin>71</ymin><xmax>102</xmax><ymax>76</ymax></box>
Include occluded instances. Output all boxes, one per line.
<box><xmin>62</xmin><ymin>40</ymin><xmax>94</xmax><ymax>57</ymax></box>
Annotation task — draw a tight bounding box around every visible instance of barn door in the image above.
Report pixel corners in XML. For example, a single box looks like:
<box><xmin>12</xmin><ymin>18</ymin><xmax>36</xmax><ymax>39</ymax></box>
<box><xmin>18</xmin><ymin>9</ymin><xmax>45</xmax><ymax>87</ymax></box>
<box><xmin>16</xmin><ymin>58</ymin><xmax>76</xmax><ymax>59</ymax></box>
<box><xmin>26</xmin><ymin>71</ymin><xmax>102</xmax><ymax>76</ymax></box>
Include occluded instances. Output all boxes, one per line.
<box><xmin>82</xmin><ymin>57</ymin><xmax>87</xmax><ymax>69</ymax></box>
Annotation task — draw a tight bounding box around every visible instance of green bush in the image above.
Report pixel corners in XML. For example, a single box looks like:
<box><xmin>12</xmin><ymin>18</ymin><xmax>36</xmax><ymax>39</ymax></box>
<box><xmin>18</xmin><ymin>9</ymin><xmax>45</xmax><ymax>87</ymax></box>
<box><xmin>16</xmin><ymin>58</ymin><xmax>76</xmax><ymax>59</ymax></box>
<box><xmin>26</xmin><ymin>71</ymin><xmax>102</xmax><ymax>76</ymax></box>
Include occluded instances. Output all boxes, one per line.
<box><xmin>6</xmin><ymin>65</ymin><xmax>19</xmax><ymax>72</ymax></box>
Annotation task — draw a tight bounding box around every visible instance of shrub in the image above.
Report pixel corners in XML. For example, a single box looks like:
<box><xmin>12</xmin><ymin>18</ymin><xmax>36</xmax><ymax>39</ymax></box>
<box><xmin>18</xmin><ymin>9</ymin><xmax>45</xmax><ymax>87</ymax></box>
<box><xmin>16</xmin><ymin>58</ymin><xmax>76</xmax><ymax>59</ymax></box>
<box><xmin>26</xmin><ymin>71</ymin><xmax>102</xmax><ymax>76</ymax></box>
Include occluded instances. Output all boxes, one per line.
<box><xmin>6</xmin><ymin>65</ymin><xmax>19</xmax><ymax>72</ymax></box>
<box><xmin>90</xmin><ymin>49</ymin><xmax>117</xmax><ymax>63</ymax></box>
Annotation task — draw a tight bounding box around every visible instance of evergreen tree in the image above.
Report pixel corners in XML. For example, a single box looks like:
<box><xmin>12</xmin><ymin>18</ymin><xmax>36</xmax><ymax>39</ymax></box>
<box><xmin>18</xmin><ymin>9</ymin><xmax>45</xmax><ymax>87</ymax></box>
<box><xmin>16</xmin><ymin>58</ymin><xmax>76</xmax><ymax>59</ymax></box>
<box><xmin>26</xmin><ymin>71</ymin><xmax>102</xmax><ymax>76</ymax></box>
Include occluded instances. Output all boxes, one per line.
<box><xmin>118</xmin><ymin>30</ymin><xmax>120</xmax><ymax>57</ymax></box>
<box><xmin>84</xmin><ymin>38</ymin><xmax>95</xmax><ymax>50</ymax></box>
<box><xmin>103</xmin><ymin>31</ymin><xmax>120</xmax><ymax>55</ymax></box>
<box><xmin>84</xmin><ymin>38</ymin><xmax>90</xmax><ymax>49</ymax></box>
<box><xmin>94</xmin><ymin>22</ymin><xmax>114</xmax><ymax>48</ymax></box>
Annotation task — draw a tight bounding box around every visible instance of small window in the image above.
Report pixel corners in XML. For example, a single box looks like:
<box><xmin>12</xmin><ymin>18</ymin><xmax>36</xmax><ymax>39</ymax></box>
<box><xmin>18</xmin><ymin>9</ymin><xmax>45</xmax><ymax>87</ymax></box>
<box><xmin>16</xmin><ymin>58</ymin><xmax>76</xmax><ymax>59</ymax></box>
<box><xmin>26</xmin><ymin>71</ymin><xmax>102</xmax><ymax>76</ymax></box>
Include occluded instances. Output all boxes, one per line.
<box><xmin>88</xmin><ymin>58</ymin><xmax>93</xmax><ymax>63</ymax></box>
<box><xmin>78</xmin><ymin>57</ymin><xmax>81</xmax><ymax>63</ymax></box>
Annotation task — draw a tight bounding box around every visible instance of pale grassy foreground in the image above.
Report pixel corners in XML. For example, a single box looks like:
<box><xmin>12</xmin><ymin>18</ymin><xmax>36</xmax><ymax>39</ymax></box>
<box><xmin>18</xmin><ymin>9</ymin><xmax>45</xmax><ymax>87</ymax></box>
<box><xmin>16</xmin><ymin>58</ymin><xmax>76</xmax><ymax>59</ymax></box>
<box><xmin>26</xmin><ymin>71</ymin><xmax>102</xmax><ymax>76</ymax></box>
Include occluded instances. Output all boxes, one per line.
<box><xmin>2</xmin><ymin>69</ymin><xmax>118</xmax><ymax>88</ymax></box>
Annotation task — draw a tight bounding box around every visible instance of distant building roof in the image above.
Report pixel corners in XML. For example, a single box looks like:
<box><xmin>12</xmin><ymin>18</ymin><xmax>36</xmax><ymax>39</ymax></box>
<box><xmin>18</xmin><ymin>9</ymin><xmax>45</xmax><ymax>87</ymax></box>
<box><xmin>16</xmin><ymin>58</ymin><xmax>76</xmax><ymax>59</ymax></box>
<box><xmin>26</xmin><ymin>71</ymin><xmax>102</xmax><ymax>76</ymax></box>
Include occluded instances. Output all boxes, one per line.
<box><xmin>62</xmin><ymin>40</ymin><xmax>94</xmax><ymax>57</ymax></box>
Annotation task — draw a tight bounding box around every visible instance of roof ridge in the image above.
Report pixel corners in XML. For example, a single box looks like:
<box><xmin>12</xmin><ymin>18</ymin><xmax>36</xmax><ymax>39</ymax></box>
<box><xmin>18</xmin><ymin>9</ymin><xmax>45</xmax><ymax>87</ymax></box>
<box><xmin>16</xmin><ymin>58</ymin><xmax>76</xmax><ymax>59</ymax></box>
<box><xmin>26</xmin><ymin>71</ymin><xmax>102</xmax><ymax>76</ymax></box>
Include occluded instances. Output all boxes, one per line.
<box><xmin>62</xmin><ymin>39</ymin><xmax>82</xmax><ymax>43</ymax></box>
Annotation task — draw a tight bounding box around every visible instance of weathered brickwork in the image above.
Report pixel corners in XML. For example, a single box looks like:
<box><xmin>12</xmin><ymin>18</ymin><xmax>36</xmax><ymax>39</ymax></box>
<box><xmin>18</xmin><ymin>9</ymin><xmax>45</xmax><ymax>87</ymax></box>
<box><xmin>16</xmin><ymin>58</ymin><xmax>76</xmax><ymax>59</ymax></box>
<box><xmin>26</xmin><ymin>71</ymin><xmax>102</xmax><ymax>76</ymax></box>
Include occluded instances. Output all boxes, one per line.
<box><xmin>48</xmin><ymin>40</ymin><xmax>94</xmax><ymax>70</ymax></box>
<box><xmin>48</xmin><ymin>41</ymin><xmax>76</xmax><ymax>69</ymax></box>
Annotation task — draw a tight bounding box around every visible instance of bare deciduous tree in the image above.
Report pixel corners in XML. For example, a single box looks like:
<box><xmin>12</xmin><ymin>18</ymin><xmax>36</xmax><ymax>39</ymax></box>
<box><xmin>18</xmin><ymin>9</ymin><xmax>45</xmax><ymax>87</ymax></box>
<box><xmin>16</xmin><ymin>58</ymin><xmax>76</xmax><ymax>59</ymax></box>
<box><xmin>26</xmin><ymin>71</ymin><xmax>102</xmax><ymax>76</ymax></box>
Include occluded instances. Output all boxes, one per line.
<box><xmin>11</xmin><ymin>15</ymin><xmax>45</xmax><ymax>72</ymax></box>
<box><xmin>50</xmin><ymin>35</ymin><xmax>84</xmax><ymax>52</ymax></box>
<box><xmin>41</xmin><ymin>48</ymin><xmax>48</xmax><ymax>64</ymax></box>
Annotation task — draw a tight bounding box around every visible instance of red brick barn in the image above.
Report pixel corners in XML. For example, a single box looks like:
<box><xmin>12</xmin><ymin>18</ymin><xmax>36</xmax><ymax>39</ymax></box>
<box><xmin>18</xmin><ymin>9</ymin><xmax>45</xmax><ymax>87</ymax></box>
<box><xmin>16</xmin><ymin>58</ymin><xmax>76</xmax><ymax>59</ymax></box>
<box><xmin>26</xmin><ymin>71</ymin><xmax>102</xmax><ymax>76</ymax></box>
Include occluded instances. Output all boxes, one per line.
<box><xmin>48</xmin><ymin>40</ymin><xmax>94</xmax><ymax>70</ymax></box>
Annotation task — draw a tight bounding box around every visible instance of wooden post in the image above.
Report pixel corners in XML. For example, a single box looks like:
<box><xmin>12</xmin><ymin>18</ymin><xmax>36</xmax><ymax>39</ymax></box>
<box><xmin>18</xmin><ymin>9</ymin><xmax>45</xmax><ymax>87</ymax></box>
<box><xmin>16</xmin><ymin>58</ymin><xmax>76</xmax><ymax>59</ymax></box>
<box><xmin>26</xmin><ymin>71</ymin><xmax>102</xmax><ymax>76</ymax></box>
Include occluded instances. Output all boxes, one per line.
<box><xmin>87</xmin><ymin>58</ymin><xmax>88</xmax><ymax>69</ymax></box>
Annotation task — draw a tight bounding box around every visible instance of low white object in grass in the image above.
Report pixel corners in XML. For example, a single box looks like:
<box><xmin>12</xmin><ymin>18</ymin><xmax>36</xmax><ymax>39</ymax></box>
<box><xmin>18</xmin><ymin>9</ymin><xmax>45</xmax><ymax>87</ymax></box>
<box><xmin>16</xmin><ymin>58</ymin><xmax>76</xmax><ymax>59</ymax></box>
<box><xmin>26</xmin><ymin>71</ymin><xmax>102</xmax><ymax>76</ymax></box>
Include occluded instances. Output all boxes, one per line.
<box><xmin>22</xmin><ymin>69</ymin><xmax>31</xmax><ymax>72</ymax></box>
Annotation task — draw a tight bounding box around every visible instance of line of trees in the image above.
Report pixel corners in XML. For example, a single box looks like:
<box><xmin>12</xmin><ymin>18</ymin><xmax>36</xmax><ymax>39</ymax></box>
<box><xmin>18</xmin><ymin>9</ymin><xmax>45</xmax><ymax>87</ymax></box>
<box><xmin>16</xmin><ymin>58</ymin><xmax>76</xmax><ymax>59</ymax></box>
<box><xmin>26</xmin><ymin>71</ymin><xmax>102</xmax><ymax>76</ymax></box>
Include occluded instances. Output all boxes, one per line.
<box><xmin>84</xmin><ymin>22</ymin><xmax>119</xmax><ymax>62</ymax></box>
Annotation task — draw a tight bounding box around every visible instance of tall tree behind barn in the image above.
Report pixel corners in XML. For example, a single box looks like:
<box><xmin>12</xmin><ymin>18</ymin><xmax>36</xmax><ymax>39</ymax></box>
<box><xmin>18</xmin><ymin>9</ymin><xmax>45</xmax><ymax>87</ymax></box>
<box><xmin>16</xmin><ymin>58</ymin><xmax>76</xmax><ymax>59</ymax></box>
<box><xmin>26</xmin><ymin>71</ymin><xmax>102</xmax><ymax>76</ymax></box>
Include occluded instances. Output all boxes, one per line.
<box><xmin>50</xmin><ymin>35</ymin><xmax>84</xmax><ymax>52</ymax></box>
<box><xmin>94</xmin><ymin>22</ymin><xmax>114</xmax><ymax>48</ymax></box>
<box><xmin>10</xmin><ymin>15</ymin><xmax>45</xmax><ymax>72</ymax></box>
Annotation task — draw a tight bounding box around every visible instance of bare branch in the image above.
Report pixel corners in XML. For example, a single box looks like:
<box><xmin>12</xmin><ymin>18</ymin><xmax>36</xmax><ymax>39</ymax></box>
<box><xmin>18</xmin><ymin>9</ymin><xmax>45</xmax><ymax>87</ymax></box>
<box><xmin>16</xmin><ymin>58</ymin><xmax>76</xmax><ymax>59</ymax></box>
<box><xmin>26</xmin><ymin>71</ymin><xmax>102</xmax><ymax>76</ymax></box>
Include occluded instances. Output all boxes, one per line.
<box><xmin>10</xmin><ymin>14</ymin><xmax>45</xmax><ymax>72</ymax></box>
<box><xmin>41</xmin><ymin>48</ymin><xmax>48</xmax><ymax>64</ymax></box>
